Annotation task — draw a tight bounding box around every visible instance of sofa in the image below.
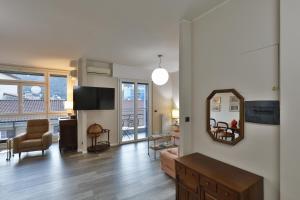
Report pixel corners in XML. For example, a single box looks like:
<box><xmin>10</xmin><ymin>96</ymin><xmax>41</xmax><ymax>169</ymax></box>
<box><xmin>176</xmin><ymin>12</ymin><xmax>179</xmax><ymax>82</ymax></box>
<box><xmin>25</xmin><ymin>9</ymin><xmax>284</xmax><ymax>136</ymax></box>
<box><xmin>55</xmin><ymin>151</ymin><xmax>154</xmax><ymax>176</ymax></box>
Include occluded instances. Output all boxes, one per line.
<box><xmin>160</xmin><ymin>147</ymin><xmax>179</xmax><ymax>178</ymax></box>
<box><xmin>13</xmin><ymin>119</ymin><xmax>52</xmax><ymax>158</ymax></box>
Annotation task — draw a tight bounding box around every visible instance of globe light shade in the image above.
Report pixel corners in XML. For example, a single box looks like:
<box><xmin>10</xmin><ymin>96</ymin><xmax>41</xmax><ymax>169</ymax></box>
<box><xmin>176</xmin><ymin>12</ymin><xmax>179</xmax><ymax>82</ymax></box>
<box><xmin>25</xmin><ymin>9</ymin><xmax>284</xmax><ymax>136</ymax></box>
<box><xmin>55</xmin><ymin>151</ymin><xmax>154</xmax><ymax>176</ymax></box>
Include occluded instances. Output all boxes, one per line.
<box><xmin>151</xmin><ymin>68</ymin><xmax>169</xmax><ymax>86</ymax></box>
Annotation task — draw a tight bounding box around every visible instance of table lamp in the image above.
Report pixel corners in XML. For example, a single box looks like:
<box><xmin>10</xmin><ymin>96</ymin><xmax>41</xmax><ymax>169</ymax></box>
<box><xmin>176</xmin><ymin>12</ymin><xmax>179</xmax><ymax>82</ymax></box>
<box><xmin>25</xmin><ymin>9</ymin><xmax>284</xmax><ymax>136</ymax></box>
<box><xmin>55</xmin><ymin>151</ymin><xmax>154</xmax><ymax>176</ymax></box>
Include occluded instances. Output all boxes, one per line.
<box><xmin>64</xmin><ymin>101</ymin><xmax>74</xmax><ymax>116</ymax></box>
<box><xmin>172</xmin><ymin>109</ymin><xmax>180</xmax><ymax>131</ymax></box>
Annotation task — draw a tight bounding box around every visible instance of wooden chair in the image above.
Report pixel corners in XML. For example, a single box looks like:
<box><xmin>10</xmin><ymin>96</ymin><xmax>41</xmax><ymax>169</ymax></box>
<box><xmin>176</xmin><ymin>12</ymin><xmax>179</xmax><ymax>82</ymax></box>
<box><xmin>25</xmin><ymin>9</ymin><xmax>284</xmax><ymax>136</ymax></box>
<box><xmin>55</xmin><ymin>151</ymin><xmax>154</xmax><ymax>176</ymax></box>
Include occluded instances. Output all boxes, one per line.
<box><xmin>210</xmin><ymin>118</ymin><xmax>217</xmax><ymax>137</ymax></box>
<box><xmin>215</xmin><ymin>121</ymin><xmax>229</xmax><ymax>139</ymax></box>
<box><xmin>216</xmin><ymin>121</ymin><xmax>234</xmax><ymax>141</ymax></box>
<box><xmin>122</xmin><ymin>114</ymin><xmax>134</xmax><ymax>139</ymax></box>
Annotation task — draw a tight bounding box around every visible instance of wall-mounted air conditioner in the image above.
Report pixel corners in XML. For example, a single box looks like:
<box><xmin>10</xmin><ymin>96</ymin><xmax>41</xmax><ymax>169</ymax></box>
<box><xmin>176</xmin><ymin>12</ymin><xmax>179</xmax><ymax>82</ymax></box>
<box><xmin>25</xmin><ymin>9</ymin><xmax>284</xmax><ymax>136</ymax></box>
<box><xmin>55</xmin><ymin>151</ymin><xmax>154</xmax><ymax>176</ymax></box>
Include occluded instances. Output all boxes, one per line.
<box><xmin>86</xmin><ymin>59</ymin><xmax>112</xmax><ymax>76</ymax></box>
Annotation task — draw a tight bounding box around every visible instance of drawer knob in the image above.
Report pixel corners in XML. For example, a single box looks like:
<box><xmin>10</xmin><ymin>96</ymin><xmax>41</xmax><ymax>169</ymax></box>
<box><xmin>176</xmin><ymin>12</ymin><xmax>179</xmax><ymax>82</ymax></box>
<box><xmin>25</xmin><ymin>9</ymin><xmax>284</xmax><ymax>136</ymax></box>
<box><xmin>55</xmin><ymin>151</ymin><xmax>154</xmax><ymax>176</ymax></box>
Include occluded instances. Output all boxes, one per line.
<box><xmin>205</xmin><ymin>182</ymin><xmax>209</xmax><ymax>186</ymax></box>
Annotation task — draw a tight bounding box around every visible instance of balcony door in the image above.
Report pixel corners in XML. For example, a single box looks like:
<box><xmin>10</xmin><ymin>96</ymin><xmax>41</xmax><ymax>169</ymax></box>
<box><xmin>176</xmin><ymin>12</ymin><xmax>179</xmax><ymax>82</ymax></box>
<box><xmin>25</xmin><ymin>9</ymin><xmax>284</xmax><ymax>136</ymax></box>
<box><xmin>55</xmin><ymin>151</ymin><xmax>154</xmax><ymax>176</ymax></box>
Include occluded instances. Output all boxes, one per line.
<box><xmin>120</xmin><ymin>80</ymin><xmax>151</xmax><ymax>143</ymax></box>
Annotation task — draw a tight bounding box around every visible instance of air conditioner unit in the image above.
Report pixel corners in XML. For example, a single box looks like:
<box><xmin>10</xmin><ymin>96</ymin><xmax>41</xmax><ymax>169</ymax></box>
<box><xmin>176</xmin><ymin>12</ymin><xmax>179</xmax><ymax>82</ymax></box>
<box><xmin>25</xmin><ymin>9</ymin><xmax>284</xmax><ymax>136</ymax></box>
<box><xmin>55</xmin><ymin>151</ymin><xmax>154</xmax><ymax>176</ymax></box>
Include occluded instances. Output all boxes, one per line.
<box><xmin>86</xmin><ymin>66</ymin><xmax>112</xmax><ymax>75</ymax></box>
<box><xmin>86</xmin><ymin>59</ymin><xmax>112</xmax><ymax>76</ymax></box>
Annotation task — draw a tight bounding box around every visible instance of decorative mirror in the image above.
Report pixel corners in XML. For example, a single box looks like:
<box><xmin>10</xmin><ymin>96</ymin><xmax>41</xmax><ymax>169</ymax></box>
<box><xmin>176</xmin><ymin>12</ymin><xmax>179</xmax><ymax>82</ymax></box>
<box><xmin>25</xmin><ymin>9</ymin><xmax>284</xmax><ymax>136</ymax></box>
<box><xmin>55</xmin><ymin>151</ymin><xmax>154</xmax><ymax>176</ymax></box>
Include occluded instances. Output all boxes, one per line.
<box><xmin>207</xmin><ymin>89</ymin><xmax>244</xmax><ymax>145</ymax></box>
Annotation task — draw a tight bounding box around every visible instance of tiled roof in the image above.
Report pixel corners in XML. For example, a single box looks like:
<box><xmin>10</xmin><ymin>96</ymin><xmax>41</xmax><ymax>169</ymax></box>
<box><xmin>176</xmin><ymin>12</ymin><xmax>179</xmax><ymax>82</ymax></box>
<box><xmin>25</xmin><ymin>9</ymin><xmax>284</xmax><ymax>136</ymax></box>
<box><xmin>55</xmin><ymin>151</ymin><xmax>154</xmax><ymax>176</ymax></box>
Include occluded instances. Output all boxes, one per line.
<box><xmin>0</xmin><ymin>100</ymin><xmax>65</xmax><ymax>113</ymax></box>
<box><xmin>0</xmin><ymin>100</ymin><xmax>18</xmax><ymax>113</ymax></box>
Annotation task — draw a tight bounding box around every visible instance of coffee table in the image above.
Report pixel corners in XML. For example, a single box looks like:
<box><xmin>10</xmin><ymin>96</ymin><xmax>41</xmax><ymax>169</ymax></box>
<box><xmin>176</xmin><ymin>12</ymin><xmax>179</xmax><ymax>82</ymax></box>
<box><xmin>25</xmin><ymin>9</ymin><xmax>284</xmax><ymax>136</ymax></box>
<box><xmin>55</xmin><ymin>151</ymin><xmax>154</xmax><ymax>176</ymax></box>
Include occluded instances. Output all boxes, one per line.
<box><xmin>148</xmin><ymin>134</ymin><xmax>178</xmax><ymax>159</ymax></box>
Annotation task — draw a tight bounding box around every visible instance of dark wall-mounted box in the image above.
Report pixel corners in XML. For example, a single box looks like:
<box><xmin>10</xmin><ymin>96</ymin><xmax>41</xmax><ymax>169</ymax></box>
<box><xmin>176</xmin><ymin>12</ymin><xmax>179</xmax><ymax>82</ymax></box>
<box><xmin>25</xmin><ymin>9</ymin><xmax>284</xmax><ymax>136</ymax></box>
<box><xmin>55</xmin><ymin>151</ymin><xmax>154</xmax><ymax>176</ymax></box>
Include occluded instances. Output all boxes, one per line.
<box><xmin>245</xmin><ymin>101</ymin><xmax>280</xmax><ymax>125</ymax></box>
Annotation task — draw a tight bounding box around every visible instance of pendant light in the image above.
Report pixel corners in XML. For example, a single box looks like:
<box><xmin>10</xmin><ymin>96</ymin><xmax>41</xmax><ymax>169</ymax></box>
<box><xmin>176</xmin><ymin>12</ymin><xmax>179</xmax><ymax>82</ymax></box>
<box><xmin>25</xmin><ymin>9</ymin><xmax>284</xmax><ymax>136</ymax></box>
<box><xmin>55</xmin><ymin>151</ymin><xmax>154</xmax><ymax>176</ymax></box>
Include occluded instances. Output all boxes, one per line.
<box><xmin>151</xmin><ymin>54</ymin><xmax>169</xmax><ymax>86</ymax></box>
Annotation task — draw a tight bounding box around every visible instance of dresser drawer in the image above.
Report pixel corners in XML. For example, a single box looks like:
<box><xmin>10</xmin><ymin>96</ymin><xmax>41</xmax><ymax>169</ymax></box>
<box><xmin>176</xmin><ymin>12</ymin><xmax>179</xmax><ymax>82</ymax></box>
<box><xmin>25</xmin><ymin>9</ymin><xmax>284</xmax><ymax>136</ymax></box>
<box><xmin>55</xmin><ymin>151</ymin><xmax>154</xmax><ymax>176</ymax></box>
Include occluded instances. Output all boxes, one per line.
<box><xmin>176</xmin><ymin>164</ymin><xmax>199</xmax><ymax>194</ymax></box>
<box><xmin>217</xmin><ymin>185</ymin><xmax>238</xmax><ymax>200</ymax></box>
<box><xmin>176</xmin><ymin>162</ymin><xmax>185</xmax><ymax>177</ymax></box>
<box><xmin>200</xmin><ymin>176</ymin><xmax>217</xmax><ymax>194</ymax></box>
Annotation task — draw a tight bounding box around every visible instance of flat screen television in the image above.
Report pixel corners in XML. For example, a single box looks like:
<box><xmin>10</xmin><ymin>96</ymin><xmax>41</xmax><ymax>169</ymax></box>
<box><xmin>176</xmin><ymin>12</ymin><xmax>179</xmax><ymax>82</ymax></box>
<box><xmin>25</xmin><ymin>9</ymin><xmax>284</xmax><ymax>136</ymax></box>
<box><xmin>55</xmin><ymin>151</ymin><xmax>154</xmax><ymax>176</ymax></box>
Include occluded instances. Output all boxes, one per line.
<box><xmin>73</xmin><ymin>86</ymin><xmax>115</xmax><ymax>110</ymax></box>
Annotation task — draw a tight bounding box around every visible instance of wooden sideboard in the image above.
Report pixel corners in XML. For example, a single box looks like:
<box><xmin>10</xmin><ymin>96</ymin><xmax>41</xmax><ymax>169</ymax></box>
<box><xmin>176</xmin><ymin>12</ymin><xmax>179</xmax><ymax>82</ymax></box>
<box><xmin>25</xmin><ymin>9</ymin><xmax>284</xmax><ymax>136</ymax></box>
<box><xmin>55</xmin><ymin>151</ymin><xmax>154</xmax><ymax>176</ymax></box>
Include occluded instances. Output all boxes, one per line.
<box><xmin>59</xmin><ymin>119</ymin><xmax>77</xmax><ymax>152</ymax></box>
<box><xmin>175</xmin><ymin>153</ymin><xmax>263</xmax><ymax>200</ymax></box>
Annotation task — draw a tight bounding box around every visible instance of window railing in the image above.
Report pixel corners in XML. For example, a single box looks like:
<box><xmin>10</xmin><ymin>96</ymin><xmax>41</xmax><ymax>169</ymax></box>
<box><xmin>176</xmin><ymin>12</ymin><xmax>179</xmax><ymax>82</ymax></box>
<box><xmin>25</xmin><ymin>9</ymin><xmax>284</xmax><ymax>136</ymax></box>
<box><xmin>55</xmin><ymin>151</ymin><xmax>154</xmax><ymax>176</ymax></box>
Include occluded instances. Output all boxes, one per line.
<box><xmin>0</xmin><ymin>113</ymin><xmax>68</xmax><ymax>140</ymax></box>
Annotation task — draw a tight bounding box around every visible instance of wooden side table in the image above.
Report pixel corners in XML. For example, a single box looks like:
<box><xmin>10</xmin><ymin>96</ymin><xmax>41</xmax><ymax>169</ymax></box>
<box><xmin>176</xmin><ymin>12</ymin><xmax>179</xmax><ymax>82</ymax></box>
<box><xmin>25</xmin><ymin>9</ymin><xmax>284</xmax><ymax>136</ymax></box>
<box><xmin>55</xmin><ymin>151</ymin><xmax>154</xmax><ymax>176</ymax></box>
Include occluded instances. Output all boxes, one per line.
<box><xmin>59</xmin><ymin>119</ymin><xmax>77</xmax><ymax>152</ymax></box>
<box><xmin>1</xmin><ymin>138</ymin><xmax>12</xmax><ymax>161</ymax></box>
<box><xmin>87</xmin><ymin>129</ymin><xmax>110</xmax><ymax>153</ymax></box>
<box><xmin>87</xmin><ymin>123</ymin><xmax>110</xmax><ymax>153</ymax></box>
<box><xmin>7</xmin><ymin>139</ymin><xmax>12</xmax><ymax>161</ymax></box>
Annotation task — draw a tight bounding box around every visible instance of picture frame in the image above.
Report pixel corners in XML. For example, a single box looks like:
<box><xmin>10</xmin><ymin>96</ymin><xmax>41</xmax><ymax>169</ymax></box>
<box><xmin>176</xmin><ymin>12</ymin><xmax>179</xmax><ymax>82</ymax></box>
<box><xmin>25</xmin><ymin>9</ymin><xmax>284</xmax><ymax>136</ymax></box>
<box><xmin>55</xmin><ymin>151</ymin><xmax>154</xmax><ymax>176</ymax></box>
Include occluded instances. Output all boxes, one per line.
<box><xmin>211</xmin><ymin>96</ymin><xmax>221</xmax><ymax>112</ymax></box>
<box><xmin>229</xmin><ymin>96</ymin><xmax>239</xmax><ymax>112</ymax></box>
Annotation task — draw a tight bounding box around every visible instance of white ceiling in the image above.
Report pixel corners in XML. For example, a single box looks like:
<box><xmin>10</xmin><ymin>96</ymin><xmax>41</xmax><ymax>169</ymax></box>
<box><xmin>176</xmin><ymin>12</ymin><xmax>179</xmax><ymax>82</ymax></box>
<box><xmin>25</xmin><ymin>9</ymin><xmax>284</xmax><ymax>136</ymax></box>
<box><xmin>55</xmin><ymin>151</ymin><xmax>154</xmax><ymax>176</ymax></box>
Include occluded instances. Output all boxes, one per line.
<box><xmin>0</xmin><ymin>0</ymin><xmax>225</xmax><ymax>71</ymax></box>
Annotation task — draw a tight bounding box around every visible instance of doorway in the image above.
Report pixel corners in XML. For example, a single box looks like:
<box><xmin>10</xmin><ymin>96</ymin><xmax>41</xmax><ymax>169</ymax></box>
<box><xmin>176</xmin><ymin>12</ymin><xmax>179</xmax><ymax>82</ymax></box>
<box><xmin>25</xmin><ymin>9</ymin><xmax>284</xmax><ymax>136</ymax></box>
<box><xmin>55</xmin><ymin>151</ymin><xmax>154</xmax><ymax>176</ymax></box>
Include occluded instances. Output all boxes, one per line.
<box><xmin>119</xmin><ymin>80</ymin><xmax>151</xmax><ymax>143</ymax></box>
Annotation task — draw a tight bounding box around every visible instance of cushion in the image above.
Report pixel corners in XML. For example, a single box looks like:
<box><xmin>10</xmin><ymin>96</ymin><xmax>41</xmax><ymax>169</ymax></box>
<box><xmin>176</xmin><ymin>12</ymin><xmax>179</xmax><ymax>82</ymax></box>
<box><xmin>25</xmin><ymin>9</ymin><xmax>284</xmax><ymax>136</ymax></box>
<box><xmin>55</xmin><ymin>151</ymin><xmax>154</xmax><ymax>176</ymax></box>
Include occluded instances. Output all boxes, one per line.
<box><xmin>19</xmin><ymin>139</ymin><xmax>42</xmax><ymax>149</ymax></box>
<box><xmin>26</xmin><ymin>119</ymin><xmax>49</xmax><ymax>139</ymax></box>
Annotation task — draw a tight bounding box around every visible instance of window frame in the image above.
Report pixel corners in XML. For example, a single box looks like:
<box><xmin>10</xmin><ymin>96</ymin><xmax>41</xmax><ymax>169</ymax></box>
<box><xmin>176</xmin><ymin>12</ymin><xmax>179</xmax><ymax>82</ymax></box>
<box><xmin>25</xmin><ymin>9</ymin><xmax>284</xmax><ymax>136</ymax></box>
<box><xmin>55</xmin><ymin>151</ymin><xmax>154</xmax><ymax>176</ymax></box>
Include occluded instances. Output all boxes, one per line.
<box><xmin>0</xmin><ymin>83</ymin><xmax>20</xmax><ymax>115</ymax></box>
<box><xmin>0</xmin><ymin>66</ymin><xmax>71</xmax><ymax>117</ymax></box>
<box><xmin>21</xmin><ymin>83</ymin><xmax>47</xmax><ymax>114</ymax></box>
<box><xmin>48</xmin><ymin>72</ymin><xmax>69</xmax><ymax>114</ymax></box>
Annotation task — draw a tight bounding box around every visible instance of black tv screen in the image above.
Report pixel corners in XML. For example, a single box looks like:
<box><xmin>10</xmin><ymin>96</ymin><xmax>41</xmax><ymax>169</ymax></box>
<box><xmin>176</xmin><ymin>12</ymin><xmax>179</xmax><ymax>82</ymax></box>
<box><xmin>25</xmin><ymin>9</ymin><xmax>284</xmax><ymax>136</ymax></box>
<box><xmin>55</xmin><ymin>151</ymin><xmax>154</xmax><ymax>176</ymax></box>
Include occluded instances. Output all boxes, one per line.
<box><xmin>73</xmin><ymin>86</ymin><xmax>115</xmax><ymax>110</ymax></box>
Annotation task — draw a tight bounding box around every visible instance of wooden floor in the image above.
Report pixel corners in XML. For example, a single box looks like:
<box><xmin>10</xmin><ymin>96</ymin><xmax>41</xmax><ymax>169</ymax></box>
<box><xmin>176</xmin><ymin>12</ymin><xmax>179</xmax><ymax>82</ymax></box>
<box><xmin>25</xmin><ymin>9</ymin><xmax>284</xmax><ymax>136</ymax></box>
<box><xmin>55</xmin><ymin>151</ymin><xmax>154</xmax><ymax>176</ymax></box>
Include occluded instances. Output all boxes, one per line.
<box><xmin>0</xmin><ymin>142</ymin><xmax>175</xmax><ymax>200</ymax></box>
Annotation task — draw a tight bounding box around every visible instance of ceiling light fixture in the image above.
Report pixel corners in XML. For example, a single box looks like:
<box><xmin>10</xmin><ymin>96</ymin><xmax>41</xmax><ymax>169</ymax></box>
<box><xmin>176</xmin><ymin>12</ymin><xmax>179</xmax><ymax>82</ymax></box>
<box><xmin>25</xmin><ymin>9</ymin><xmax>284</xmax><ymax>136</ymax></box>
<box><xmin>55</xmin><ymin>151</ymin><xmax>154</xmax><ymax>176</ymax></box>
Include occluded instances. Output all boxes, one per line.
<box><xmin>151</xmin><ymin>54</ymin><xmax>169</xmax><ymax>86</ymax></box>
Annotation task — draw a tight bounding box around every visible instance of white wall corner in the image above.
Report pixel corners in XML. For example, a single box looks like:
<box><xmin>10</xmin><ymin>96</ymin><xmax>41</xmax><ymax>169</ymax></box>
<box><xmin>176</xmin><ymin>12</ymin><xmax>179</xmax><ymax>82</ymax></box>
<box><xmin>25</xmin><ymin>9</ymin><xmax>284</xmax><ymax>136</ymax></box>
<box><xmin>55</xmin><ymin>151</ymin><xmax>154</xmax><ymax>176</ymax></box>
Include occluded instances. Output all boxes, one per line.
<box><xmin>179</xmin><ymin>20</ymin><xmax>193</xmax><ymax>155</ymax></box>
<box><xmin>77</xmin><ymin>58</ymin><xmax>88</xmax><ymax>153</ymax></box>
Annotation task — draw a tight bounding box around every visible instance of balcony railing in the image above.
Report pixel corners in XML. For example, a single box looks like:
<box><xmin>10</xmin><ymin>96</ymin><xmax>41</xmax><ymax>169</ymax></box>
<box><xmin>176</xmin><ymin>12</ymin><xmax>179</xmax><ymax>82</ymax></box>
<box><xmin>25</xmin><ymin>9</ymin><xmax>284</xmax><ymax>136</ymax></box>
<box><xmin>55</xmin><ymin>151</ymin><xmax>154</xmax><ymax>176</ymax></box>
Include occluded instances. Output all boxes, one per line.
<box><xmin>0</xmin><ymin>114</ymin><xmax>67</xmax><ymax>140</ymax></box>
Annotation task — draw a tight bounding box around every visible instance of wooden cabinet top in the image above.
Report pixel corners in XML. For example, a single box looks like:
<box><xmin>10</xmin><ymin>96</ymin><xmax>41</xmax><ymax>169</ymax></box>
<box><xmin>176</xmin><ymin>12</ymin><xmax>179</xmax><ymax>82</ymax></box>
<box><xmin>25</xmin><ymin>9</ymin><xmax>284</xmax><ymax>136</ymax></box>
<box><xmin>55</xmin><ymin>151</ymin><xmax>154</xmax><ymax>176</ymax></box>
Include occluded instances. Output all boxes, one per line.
<box><xmin>175</xmin><ymin>153</ymin><xmax>263</xmax><ymax>193</ymax></box>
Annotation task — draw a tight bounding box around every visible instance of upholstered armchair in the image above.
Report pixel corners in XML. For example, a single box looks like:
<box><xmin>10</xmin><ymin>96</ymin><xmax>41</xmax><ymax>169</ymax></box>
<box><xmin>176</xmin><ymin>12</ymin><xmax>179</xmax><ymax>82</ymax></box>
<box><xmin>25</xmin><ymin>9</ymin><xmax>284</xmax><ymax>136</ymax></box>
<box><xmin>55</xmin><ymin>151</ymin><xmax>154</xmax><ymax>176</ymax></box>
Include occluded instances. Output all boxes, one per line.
<box><xmin>13</xmin><ymin>119</ymin><xmax>52</xmax><ymax>158</ymax></box>
<box><xmin>160</xmin><ymin>148</ymin><xmax>179</xmax><ymax>178</ymax></box>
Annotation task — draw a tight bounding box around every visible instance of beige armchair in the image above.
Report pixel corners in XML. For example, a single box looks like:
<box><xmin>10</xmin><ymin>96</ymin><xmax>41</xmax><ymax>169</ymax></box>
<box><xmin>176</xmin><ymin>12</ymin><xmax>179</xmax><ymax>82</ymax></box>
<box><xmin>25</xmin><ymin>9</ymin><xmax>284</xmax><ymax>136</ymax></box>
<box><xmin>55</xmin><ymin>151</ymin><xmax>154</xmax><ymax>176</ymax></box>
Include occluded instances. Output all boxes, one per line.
<box><xmin>13</xmin><ymin>119</ymin><xmax>52</xmax><ymax>158</ymax></box>
<box><xmin>160</xmin><ymin>148</ymin><xmax>179</xmax><ymax>178</ymax></box>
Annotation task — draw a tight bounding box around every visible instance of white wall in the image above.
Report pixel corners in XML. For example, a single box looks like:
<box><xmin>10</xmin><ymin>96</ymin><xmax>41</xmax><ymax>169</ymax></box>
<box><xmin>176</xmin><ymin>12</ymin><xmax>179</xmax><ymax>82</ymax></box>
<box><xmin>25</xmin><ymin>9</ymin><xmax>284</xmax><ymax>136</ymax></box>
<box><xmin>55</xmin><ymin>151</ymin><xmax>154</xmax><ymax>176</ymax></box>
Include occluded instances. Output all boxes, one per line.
<box><xmin>113</xmin><ymin>63</ymin><xmax>152</xmax><ymax>81</ymax></box>
<box><xmin>179</xmin><ymin>20</ymin><xmax>193</xmax><ymax>155</ymax></box>
<box><xmin>152</xmin><ymin>71</ymin><xmax>179</xmax><ymax>134</ymax></box>
<box><xmin>280</xmin><ymin>1</ymin><xmax>300</xmax><ymax>199</ymax></box>
<box><xmin>170</xmin><ymin>71</ymin><xmax>179</xmax><ymax>108</ymax></box>
<box><xmin>182</xmin><ymin>0</ymin><xmax>280</xmax><ymax>199</ymax></box>
<box><xmin>152</xmin><ymin>78</ymin><xmax>173</xmax><ymax>134</ymax></box>
<box><xmin>86</xmin><ymin>75</ymin><xmax>119</xmax><ymax>146</ymax></box>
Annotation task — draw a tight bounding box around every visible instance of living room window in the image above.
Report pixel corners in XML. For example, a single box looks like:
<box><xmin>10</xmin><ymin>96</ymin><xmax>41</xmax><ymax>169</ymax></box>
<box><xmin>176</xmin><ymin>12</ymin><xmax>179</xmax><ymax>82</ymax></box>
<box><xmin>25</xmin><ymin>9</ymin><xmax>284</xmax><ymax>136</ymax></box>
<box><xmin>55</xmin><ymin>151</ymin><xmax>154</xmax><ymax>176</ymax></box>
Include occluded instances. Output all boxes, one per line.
<box><xmin>0</xmin><ymin>70</ymin><xmax>44</xmax><ymax>82</ymax></box>
<box><xmin>0</xmin><ymin>66</ymin><xmax>71</xmax><ymax>140</ymax></box>
<box><xmin>49</xmin><ymin>74</ymin><xmax>67</xmax><ymax>112</ymax></box>
<box><xmin>0</xmin><ymin>84</ymin><xmax>19</xmax><ymax>114</ymax></box>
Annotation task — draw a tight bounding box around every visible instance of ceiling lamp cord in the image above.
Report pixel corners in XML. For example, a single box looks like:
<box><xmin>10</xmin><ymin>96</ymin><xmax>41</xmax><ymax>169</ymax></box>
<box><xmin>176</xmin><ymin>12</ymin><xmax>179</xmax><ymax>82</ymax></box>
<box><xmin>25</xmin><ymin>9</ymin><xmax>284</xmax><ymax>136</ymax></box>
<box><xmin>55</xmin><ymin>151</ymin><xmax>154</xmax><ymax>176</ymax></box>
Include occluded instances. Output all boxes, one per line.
<box><xmin>158</xmin><ymin>54</ymin><xmax>162</xmax><ymax>68</ymax></box>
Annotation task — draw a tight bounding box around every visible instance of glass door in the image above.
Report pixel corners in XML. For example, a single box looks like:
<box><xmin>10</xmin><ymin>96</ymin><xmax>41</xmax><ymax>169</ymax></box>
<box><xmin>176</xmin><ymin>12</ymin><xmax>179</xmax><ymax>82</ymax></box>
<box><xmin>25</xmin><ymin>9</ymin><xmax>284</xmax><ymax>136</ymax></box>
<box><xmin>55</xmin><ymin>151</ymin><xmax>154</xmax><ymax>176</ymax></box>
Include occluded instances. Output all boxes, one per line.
<box><xmin>120</xmin><ymin>80</ymin><xmax>150</xmax><ymax>143</ymax></box>
<box><xmin>136</xmin><ymin>83</ymin><xmax>149</xmax><ymax>140</ymax></box>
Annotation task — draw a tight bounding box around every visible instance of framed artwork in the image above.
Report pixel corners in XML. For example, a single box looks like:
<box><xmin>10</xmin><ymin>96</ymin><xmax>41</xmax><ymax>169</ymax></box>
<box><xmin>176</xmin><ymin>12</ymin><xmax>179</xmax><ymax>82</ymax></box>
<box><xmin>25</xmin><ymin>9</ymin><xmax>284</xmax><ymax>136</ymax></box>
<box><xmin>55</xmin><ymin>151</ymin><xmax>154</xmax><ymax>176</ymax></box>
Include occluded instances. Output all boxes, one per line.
<box><xmin>229</xmin><ymin>96</ymin><xmax>240</xmax><ymax>112</ymax></box>
<box><xmin>211</xmin><ymin>96</ymin><xmax>221</xmax><ymax>112</ymax></box>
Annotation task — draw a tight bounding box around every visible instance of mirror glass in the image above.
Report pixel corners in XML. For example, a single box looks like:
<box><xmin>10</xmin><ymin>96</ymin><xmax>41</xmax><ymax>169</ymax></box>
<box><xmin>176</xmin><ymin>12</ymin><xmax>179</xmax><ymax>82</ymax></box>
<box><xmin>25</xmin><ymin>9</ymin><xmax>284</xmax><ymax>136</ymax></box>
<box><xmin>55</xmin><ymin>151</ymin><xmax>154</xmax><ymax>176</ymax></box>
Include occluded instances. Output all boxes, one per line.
<box><xmin>207</xmin><ymin>89</ymin><xmax>244</xmax><ymax>145</ymax></box>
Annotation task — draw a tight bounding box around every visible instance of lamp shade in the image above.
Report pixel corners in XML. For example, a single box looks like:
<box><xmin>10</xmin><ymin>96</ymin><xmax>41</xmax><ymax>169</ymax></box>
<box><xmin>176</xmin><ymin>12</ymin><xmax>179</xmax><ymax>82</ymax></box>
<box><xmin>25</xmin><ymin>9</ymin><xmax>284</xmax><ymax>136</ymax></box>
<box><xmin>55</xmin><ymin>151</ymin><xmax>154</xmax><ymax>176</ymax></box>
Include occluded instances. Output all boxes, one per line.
<box><xmin>151</xmin><ymin>68</ymin><xmax>169</xmax><ymax>86</ymax></box>
<box><xmin>64</xmin><ymin>101</ymin><xmax>73</xmax><ymax>110</ymax></box>
<box><xmin>172</xmin><ymin>109</ymin><xmax>179</xmax><ymax>119</ymax></box>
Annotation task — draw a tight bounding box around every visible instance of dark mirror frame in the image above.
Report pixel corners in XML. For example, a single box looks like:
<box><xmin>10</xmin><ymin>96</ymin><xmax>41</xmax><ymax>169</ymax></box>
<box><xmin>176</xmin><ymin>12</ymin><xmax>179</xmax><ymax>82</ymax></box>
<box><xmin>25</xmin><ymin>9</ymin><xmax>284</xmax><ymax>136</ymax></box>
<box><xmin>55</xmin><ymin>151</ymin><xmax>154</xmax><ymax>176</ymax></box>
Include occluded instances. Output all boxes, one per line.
<box><xmin>206</xmin><ymin>89</ymin><xmax>245</xmax><ymax>145</ymax></box>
